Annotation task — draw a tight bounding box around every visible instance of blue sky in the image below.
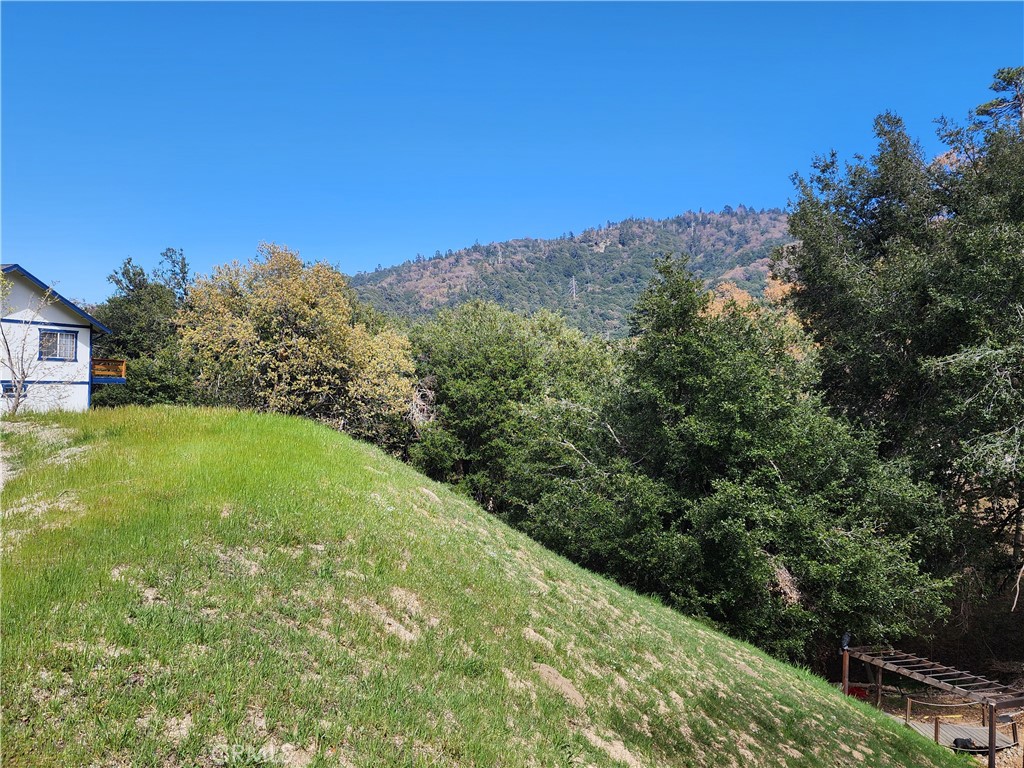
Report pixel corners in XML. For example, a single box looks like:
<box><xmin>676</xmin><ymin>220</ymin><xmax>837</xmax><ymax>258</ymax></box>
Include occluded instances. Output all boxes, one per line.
<box><xmin>2</xmin><ymin>2</ymin><xmax>1022</xmax><ymax>303</ymax></box>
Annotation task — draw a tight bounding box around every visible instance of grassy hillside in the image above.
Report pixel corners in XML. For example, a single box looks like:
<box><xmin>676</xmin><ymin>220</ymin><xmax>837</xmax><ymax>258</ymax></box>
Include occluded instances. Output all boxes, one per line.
<box><xmin>350</xmin><ymin>207</ymin><xmax>792</xmax><ymax>336</ymax></box>
<box><xmin>1</xmin><ymin>408</ymin><xmax>968</xmax><ymax>767</ymax></box>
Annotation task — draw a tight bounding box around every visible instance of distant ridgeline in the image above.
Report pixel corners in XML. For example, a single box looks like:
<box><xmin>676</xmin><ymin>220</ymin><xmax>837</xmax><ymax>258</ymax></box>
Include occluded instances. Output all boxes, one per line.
<box><xmin>349</xmin><ymin>206</ymin><xmax>793</xmax><ymax>336</ymax></box>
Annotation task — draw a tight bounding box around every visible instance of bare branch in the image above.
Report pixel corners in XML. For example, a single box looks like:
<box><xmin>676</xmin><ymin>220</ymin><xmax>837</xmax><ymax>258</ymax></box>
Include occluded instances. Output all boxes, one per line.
<box><xmin>1012</xmin><ymin>561</ymin><xmax>1024</xmax><ymax>612</ymax></box>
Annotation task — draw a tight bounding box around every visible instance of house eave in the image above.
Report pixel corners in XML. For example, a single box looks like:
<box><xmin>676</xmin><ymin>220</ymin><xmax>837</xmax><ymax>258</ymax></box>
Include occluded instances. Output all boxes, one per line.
<box><xmin>1</xmin><ymin>263</ymin><xmax>112</xmax><ymax>334</ymax></box>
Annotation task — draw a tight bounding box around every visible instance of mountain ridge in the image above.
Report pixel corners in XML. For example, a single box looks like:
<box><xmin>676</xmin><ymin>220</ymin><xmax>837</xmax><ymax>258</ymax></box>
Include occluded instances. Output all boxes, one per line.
<box><xmin>350</xmin><ymin>206</ymin><xmax>793</xmax><ymax>335</ymax></box>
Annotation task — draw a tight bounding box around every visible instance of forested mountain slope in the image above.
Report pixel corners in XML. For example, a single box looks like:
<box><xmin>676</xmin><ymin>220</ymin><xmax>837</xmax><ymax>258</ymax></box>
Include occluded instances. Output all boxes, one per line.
<box><xmin>350</xmin><ymin>206</ymin><xmax>792</xmax><ymax>335</ymax></box>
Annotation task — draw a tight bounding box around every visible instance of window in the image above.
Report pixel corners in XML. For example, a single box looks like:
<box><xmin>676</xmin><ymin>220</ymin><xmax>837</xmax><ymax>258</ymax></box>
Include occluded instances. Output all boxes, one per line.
<box><xmin>39</xmin><ymin>330</ymin><xmax>77</xmax><ymax>361</ymax></box>
<box><xmin>2</xmin><ymin>382</ymin><xmax>26</xmax><ymax>398</ymax></box>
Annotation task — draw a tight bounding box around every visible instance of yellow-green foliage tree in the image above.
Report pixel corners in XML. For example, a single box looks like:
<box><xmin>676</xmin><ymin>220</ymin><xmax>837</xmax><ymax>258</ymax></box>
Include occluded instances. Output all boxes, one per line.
<box><xmin>177</xmin><ymin>243</ymin><xmax>414</xmax><ymax>446</ymax></box>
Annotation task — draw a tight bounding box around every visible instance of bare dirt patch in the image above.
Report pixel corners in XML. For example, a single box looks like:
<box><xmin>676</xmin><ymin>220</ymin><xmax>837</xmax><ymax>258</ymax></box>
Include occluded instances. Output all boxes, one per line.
<box><xmin>2</xmin><ymin>491</ymin><xmax>82</xmax><ymax>552</ymax></box>
<box><xmin>245</xmin><ymin>705</ymin><xmax>269</xmax><ymax>735</ymax></box>
<box><xmin>214</xmin><ymin>545</ymin><xmax>264</xmax><ymax>577</ymax></box>
<box><xmin>730</xmin><ymin>653</ymin><xmax>760</xmax><ymax>678</ymax></box>
<box><xmin>30</xmin><ymin>669</ymin><xmax>74</xmax><ymax>705</ymax></box>
<box><xmin>778</xmin><ymin>743</ymin><xmax>803</xmax><ymax>759</ymax></box>
<box><xmin>398</xmin><ymin>548</ymin><xmax>412</xmax><ymax>571</ymax></box>
<box><xmin>526</xmin><ymin>574</ymin><xmax>551</xmax><ymax>593</ymax></box>
<box><xmin>2</xmin><ymin>420</ymin><xmax>71</xmax><ymax>447</ymax></box>
<box><xmin>532</xmin><ymin>663</ymin><xmax>585</xmax><ymax>708</ymax></box>
<box><xmin>0</xmin><ymin>437</ymin><xmax>14</xmax><ymax>491</ymax></box>
<box><xmin>1</xmin><ymin>492</ymin><xmax>65</xmax><ymax>523</ymax></box>
<box><xmin>523</xmin><ymin>627</ymin><xmax>555</xmax><ymax>652</ymax></box>
<box><xmin>733</xmin><ymin>731</ymin><xmax>760</xmax><ymax>763</ymax></box>
<box><xmin>111</xmin><ymin>565</ymin><xmax>166</xmax><ymax>606</ymax></box>
<box><xmin>389</xmin><ymin>587</ymin><xmax>439</xmax><ymax>628</ymax></box>
<box><xmin>57</xmin><ymin>638</ymin><xmax>132</xmax><ymax>659</ymax></box>
<box><xmin>343</xmin><ymin>597</ymin><xmax>419</xmax><ymax>642</ymax></box>
<box><xmin>45</xmin><ymin>444</ymin><xmax>91</xmax><ymax>468</ymax></box>
<box><xmin>1</xmin><ymin>421</ymin><xmax>85</xmax><ymax>494</ymax></box>
<box><xmin>503</xmin><ymin>667</ymin><xmax>537</xmax><ymax>697</ymax></box>
<box><xmin>277</xmin><ymin>743</ymin><xmax>315</xmax><ymax>767</ymax></box>
<box><xmin>642</xmin><ymin>651</ymin><xmax>664</xmax><ymax>671</ymax></box>
<box><xmin>134</xmin><ymin>706</ymin><xmax>156</xmax><ymax>730</ymax></box>
<box><xmin>582</xmin><ymin>728</ymin><xmax>643</xmax><ymax>767</ymax></box>
<box><xmin>164</xmin><ymin>713</ymin><xmax>193</xmax><ymax>745</ymax></box>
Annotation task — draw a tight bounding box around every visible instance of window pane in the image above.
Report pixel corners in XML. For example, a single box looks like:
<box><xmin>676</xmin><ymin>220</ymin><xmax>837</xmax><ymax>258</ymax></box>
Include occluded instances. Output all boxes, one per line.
<box><xmin>40</xmin><ymin>331</ymin><xmax>58</xmax><ymax>358</ymax></box>
<box><xmin>58</xmin><ymin>333</ymin><xmax>75</xmax><ymax>359</ymax></box>
<box><xmin>39</xmin><ymin>330</ymin><xmax>75</xmax><ymax>360</ymax></box>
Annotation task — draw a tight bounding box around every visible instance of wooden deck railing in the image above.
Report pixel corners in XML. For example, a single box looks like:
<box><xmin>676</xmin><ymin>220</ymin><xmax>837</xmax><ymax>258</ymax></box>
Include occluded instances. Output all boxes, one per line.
<box><xmin>91</xmin><ymin>358</ymin><xmax>127</xmax><ymax>379</ymax></box>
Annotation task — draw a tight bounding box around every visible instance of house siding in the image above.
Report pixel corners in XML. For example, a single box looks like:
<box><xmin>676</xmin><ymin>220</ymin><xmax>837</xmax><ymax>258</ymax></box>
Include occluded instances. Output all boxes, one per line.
<box><xmin>1</xmin><ymin>272</ymin><xmax>93</xmax><ymax>412</ymax></box>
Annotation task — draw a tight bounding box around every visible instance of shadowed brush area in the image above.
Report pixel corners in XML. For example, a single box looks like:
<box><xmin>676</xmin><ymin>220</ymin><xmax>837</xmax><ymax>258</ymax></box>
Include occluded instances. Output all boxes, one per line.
<box><xmin>0</xmin><ymin>407</ymin><xmax>972</xmax><ymax>767</ymax></box>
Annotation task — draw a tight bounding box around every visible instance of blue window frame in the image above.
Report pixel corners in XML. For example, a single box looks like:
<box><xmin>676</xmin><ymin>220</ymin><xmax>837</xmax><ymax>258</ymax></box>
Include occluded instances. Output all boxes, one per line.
<box><xmin>2</xmin><ymin>381</ymin><xmax>27</xmax><ymax>398</ymax></box>
<box><xmin>38</xmin><ymin>329</ymin><xmax>78</xmax><ymax>362</ymax></box>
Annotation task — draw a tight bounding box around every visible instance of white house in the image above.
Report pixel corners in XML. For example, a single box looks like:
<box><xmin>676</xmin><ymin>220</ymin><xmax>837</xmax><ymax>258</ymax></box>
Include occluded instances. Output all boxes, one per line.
<box><xmin>1</xmin><ymin>264</ymin><xmax>125</xmax><ymax>414</ymax></box>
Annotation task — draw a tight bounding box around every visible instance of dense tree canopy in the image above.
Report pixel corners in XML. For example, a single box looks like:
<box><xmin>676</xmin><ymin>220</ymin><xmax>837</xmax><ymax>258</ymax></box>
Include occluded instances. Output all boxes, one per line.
<box><xmin>409</xmin><ymin>300</ymin><xmax>616</xmax><ymax>497</ymax></box>
<box><xmin>91</xmin><ymin>249</ymin><xmax>195</xmax><ymax>407</ymax></box>
<box><xmin>409</xmin><ymin>262</ymin><xmax>950</xmax><ymax>664</ymax></box>
<box><xmin>616</xmin><ymin>261</ymin><xmax>949</xmax><ymax>661</ymax></box>
<box><xmin>977</xmin><ymin>66</ymin><xmax>1024</xmax><ymax>125</ymax></box>
<box><xmin>780</xmin><ymin>69</ymin><xmax>1024</xmax><ymax>594</ymax></box>
<box><xmin>177</xmin><ymin>243</ymin><xmax>415</xmax><ymax>447</ymax></box>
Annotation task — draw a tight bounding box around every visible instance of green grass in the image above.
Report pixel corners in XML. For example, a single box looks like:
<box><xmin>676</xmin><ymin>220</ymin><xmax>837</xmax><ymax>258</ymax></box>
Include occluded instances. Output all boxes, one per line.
<box><xmin>1</xmin><ymin>407</ymin><xmax>972</xmax><ymax>767</ymax></box>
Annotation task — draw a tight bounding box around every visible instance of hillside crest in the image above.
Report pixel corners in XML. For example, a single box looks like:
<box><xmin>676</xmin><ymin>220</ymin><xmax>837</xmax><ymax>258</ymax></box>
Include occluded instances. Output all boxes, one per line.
<box><xmin>350</xmin><ymin>206</ymin><xmax>792</xmax><ymax>334</ymax></box>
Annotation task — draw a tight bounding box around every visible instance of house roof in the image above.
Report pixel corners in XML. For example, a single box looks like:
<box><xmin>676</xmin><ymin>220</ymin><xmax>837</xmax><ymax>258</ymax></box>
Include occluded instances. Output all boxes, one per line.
<box><xmin>1</xmin><ymin>263</ymin><xmax>112</xmax><ymax>334</ymax></box>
